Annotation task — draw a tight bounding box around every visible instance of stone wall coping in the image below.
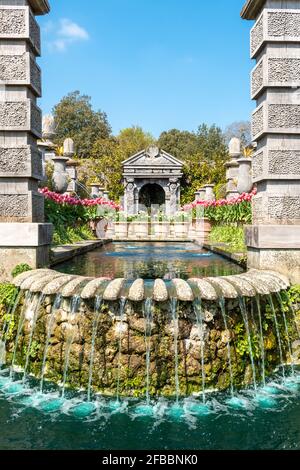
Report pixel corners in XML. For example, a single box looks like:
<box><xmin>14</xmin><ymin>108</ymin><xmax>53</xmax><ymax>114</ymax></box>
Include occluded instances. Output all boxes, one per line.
<box><xmin>28</xmin><ymin>0</ymin><xmax>50</xmax><ymax>15</ymax></box>
<box><xmin>13</xmin><ymin>268</ymin><xmax>290</xmax><ymax>301</ymax></box>
<box><xmin>241</xmin><ymin>0</ymin><xmax>265</xmax><ymax>19</ymax></box>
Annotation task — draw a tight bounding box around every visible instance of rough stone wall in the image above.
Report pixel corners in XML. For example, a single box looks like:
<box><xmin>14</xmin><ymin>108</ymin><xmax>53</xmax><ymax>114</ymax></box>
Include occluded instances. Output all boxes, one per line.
<box><xmin>1</xmin><ymin>294</ymin><xmax>294</xmax><ymax>397</ymax></box>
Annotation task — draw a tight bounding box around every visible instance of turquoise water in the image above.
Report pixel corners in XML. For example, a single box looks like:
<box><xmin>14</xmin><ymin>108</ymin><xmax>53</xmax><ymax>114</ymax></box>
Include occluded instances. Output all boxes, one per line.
<box><xmin>1</xmin><ymin>368</ymin><xmax>300</xmax><ymax>450</ymax></box>
<box><xmin>56</xmin><ymin>242</ymin><xmax>243</xmax><ymax>280</ymax></box>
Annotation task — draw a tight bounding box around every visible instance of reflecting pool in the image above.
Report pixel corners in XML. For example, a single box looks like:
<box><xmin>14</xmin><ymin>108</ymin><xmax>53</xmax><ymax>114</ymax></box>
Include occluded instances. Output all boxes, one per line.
<box><xmin>56</xmin><ymin>242</ymin><xmax>243</xmax><ymax>279</ymax></box>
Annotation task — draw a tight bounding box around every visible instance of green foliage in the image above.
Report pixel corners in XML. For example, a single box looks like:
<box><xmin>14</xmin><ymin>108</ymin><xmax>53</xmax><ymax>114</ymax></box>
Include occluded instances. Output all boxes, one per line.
<box><xmin>180</xmin><ymin>125</ymin><xmax>229</xmax><ymax>204</ymax></box>
<box><xmin>53</xmin><ymin>91</ymin><xmax>111</xmax><ymax>159</ymax></box>
<box><xmin>0</xmin><ymin>283</ymin><xmax>18</xmax><ymax>308</ymax></box>
<box><xmin>205</xmin><ymin>201</ymin><xmax>252</xmax><ymax>224</ymax></box>
<box><xmin>11</xmin><ymin>263</ymin><xmax>32</xmax><ymax>279</ymax></box>
<box><xmin>234</xmin><ymin>322</ymin><xmax>261</xmax><ymax>360</ymax></box>
<box><xmin>86</xmin><ymin>127</ymin><xmax>155</xmax><ymax>201</ymax></box>
<box><xmin>23</xmin><ymin>340</ymin><xmax>41</xmax><ymax>360</ymax></box>
<box><xmin>157</xmin><ymin>129</ymin><xmax>199</xmax><ymax>160</ymax></box>
<box><xmin>44</xmin><ymin>198</ymin><xmax>97</xmax><ymax>246</ymax></box>
<box><xmin>209</xmin><ymin>225</ymin><xmax>246</xmax><ymax>253</ymax></box>
<box><xmin>52</xmin><ymin>224</ymin><xmax>95</xmax><ymax>246</ymax></box>
<box><xmin>286</xmin><ymin>285</ymin><xmax>300</xmax><ymax>305</ymax></box>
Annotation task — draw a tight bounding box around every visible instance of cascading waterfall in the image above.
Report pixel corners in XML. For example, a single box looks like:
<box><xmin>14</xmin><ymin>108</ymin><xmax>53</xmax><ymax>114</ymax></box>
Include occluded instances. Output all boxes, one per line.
<box><xmin>22</xmin><ymin>293</ymin><xmax>45</xmax><ymax>384</ymax></box>
<box><xmin>61</xmin><ymin>295</ymin><xmax>81</xmax><ymax>398</ymax></box>
<box><xmin>10</xmin><ymin>292</ymin><xmax>35</xmax><ymax>380</ymax></box>
<box><xmin>268</xmin><ymin>295</ymin><xmax>285</xmax><ymax>379</ymax></box>
<box><xmin>255</xmin><ymin>295</ymin><xmax>266</xmax><ymax>387</ymax></box>
<box><xmin>219</xmin><ymin>298</ymin><xmax>234</xmax><ymax>397</ymax></box>
<box><xmin>282</xmin><ymin>291</ymin><xmax>300</xmax><ymax>342</ymax></box>
<box><xmin>276</xmin><ymin>293</ymin><xmax>295</xmax><ymax>376</ymax></box>
<box><xmin>116</xmin><ymin>298</ymin><xmax>127</xmax><ymax>403</ymax></box>
<box><xmin>87</xmin><ymin>296</ymin><xmax>102</xmax><ymax>402</ymax></box>
<box><xmin>193</xmin><ymin>299</ymin><xmax>206</xmax><ymax>404</ymax></box>
<box><xmin>239</xmin><ymin>297</ymin><xmax>257</xmax><ymax>391</ymax></box>
<box><xmin>170</xmin><ymin>297</ymin><xmax>180</xmax><ymax>403</ymax></box>
<box><xmin>143</xmin><ymin>298</ymin><xmax>153</xmax><ymax>406</ymax></box>
<box><xmin>1</xmin><ymin>268</ymin><xmax>296</xmax><ymax>411</ymax></box>
<box><xmin>0</xmin><ymin>290</ymin><xmax>22</xmax><ymax>366</ymax></box>
<box><xmin>40</xmin><ymin>294</ymin><xmax>62</xmax><ymax>393</ymax></box>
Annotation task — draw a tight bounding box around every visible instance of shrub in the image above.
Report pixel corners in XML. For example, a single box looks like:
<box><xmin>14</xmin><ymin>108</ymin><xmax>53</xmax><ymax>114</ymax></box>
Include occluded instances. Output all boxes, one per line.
<box><xmin>11</xmin><ymin>263</ymin><xmax>32</xmax><ymax>279</ymax></box>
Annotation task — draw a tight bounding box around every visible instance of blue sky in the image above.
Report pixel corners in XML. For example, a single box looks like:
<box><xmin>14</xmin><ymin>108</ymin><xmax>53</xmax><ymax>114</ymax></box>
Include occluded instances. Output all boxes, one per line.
<box><xmin>39</xmin><ymin>0</ymin><xmax>254</xmax><ymax>138</ymax></box>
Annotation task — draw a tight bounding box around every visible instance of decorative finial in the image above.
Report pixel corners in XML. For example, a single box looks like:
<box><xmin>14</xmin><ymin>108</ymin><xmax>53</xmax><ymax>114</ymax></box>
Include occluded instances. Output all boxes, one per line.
<box><xmin>42</xmin><ymin>114</ymin><xmax>56</xmax><ymax>140</ymax></box>
<box><xmin>63</xmin><ymin>138</ymin><xmax>75</xmax><ymax>157</ymax></box>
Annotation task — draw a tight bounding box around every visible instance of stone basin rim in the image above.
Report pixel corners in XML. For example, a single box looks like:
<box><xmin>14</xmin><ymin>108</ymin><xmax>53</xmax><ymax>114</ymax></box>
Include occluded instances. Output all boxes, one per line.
<box><xmin>13</xmin><ymin>269</ymin><xmax>290</xmax><ymax>301</ymax></box>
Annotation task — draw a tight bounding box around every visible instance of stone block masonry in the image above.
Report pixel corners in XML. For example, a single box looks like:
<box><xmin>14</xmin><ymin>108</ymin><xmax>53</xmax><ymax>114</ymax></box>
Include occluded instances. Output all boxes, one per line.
<box><xmin>242</xmin><ymin>0</ymin><xmax>300</xmax><ymax>284</ymax></box>
<box><xmin>0</xmin><ymin>0</ymin><xmax>51</xmax><ymax>280</ymax></box>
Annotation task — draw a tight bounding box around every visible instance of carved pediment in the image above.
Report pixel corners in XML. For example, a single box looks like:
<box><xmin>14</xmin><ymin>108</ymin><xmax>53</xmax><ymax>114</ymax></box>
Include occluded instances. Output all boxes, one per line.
<box><xmin>122</xmin><ymin>147</ymin><xmax>183</xmax><ymax>169</ymax></box>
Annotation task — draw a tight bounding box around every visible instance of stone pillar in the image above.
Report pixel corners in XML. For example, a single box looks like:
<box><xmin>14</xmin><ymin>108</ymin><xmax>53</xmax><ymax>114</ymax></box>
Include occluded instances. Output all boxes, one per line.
<box><xmin>194</xmin><ymin>191</ymin><xmax>202</xmax><ymax>202</ymax></box>
<box><xmin>103</xmin><ymin>191</ymin><xmax>110</xmax><ymax>201</ymax></box>
<box><xmin>38</xmin><ymin>114</ymin><xmax>56</xmax><ymax>181</ymax></box>
<box><xmin>237</xmin><ymin>157</ymin><xmax>253</xmax><ymax>194</ymax></box>
<box><xmin>225</xmin><ymin>138</ymin><xmax>240</xmax><ymax>199</ymax></box>
<box><xmin>242</xmin><ymin>0</ymin><xmax>300</xmax><ymax>283</ymax></box>
<box><xmin>168</xmin><ymin>178</ymin><xmax>179</xmax><ymax>215</ymax></box>
<box><xmin>89</xmin><ymin>183</ymin><xmax>102</xmax><ymax>198</ymax></box>
<box><xmin>225</xmin><ymin>137</ymin><xmax>242</xmax><ymax>199</ymax></box>
<box><xmin>204</xmin><ymin>184</ymin><xmax>215</xmax><ymax>202</ymax></box>
<box><xmin>0</xmin><ymin>0</ymin><xmax>52</xmax><ymax>279</ymax></box>
<box><xmin>66</xmin><ymin>160</ymin><xmax>78</xmax><ymax>194</ymax></box>
<box><xmin>124</xmin><ymin>178</ymin><xmax>135</xmax><ymax>215</ymax></box>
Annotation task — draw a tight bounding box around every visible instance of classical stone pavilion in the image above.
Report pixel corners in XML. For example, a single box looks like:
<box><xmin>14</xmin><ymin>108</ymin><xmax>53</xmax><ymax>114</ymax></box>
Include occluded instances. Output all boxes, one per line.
<box><xmin>122</xmin><ymin>146</ymin><xmax>183</xmax><ymax>216</ymax></box>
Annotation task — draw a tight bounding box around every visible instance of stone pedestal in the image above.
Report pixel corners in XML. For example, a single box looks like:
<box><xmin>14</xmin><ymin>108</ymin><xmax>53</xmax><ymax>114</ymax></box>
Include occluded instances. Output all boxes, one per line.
<box><xmin>66</xmin><ymin>160</ymin><xmax>78</xmax><ymax>194</ymax></box>
<box><xmin>237</xmin><ymin>157</ymin><xmax>253</xmax><ymax>194</ymax></box>
<box><xmin>226</xmin><ymin>138</ymin><xmax>241</xmax><ymax>199</ymax></box>
<box><xmin>242</xmin><ymin>0</ymin><xmax>300</xmax><ymax>283</ymax></box>
<box><xmin>204</xmin><ymin>184</ymin><xmax>215</xmax><ymax>202</ymax></box>
<box><xmin>0</xmin><ymin>0</ymin><xmax>51</xmax><ymax>279</ymax></box>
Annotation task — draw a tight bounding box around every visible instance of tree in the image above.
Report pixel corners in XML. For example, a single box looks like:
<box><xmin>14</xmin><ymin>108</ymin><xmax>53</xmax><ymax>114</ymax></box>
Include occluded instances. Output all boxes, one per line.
<box><xmin>224</xmin><ymin>121</ymin><xmax>252</xmax><ymax>149</ymax></box>
<box><xmin>180</xmin><ymin>124</ymin><xmax>229</xmax><ymax>204</ymax></box>
<box><xmin>53</xmin><ymin>91</ymin><xmax>111</xmax><ymax>159</ymax></box>
<box><xmin>157</xmin><ymin>129</ymin><xmax>198</xmax><ymax>160</ymax></box>
<box><xmin>117</xmin><ymin>126</ymin><xmax>155</xmax><ymax>160</ymax></box>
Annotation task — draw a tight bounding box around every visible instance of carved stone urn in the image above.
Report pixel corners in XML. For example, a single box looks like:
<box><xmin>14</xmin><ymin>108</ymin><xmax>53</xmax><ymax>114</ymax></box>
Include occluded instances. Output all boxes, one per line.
<box><xmin>237</xmin><ymin>158</ymin><xmax>253</xmax><ymax>194</ymax></box>
<box><xmin>52</xmin><ymin>157</ymin><xmax>69</xmax><ymax>194</ymax></box>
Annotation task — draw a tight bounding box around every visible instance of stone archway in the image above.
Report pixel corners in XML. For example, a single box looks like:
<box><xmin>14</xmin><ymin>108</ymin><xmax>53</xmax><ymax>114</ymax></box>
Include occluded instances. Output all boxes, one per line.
<box><xmin>139</xmin><ymin>183</ymin><xmax>165</xmax><ymax>210</ymax></box>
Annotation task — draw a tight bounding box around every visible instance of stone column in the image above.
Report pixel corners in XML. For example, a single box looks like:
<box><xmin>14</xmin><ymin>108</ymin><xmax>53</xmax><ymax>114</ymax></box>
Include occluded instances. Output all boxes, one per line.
<box><xmin>0</xmin><ymin>0</ymin><xmax>52</xmax><ymax>279</ymax></box>
<box><xmin>89</xmin><ymin>183</ymin><xmax>102</xmax><ymax>198</ymax></box>
<box><xmin>168</xmin><ymin>178</ymin><xmax>179</xmax><ymax>215</ymax></box>
<box><xmin>242</xmin><ymin>0</ymin><xmax>300</xmax><ymax>283</ymax></box>
<box><xmin>124</xmin><ymin>178</ymin><xmax>135</xmax><ymax>215</ymax></box>
<box><xmin>204</xmin><ymin>184</ymin><xmax>215</xmax><ymax>202</ymax></box>
<box><xmin>225</xmin><ymin>138</ymin><xmax>240</xmax><ymax>199</ymax></box>
<box><xmin>66</xmin><ymin>161</ymin><xmax>78</xmax><ymax>194</ymax></box>
<box><xmin>37</xmin><ymin>114</ymin><xmax>56</xmax><ymax>181</ymax></box>
<box><xmin>194</xmin><ymin>191</ymin><xmax>202</xmax><ymax>202</ymax></box>
<box><xmin>237</xmin><ymin>157</ymin><xmax>253</xmax><ymax>194</ymax></box>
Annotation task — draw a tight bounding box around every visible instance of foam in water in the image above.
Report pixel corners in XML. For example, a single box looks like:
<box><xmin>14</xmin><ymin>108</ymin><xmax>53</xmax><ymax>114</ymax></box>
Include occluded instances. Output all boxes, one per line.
<box><xmin>39</xmin><ymin>398</ymin><xmax>64</xmax><ymax>413</ymax></box>
<box><xmin>255</xmin><ymin>393</ymin><xmax>277</xmax><ymax>409</ymax></box>
<box><xmin>185</xmin><ymin>401</ymin><xmax>211</xmax><ymax>416</ymax></box>
<box><xmin>167</xmin><ymin>403</ymin><xmax>185</xmax><ymax>420</ymax></box>
<box><xmin>227</xmin><ymin>396</ymin><xmax>249</xmax><ymax>410</ymax></box>
<box><xmin>69</xmin><ymin>402</ymin><xmax>96</xmax><ymax>418</ymax></box>
<box><xmin>133</xmin><ymin>403</ymin><xmax>153</xmax><ymax>417</ymax></box>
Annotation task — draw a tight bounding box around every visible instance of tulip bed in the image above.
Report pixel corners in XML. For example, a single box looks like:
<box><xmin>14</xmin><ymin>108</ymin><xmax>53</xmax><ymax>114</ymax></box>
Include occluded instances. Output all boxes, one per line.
<box><xmin>183</xmin><ymin>188</ymin><xmax>256</xmax><ymax>224</ymax></box>
<box><xmin>39</xmin><ymin>188</ymin><xmax>120</xmax><ymax>246</ymax></box>
<box><xmin>182</xmin><ymin>188</ymin><xmax>257</xmax><ymax>255</ymax></box>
